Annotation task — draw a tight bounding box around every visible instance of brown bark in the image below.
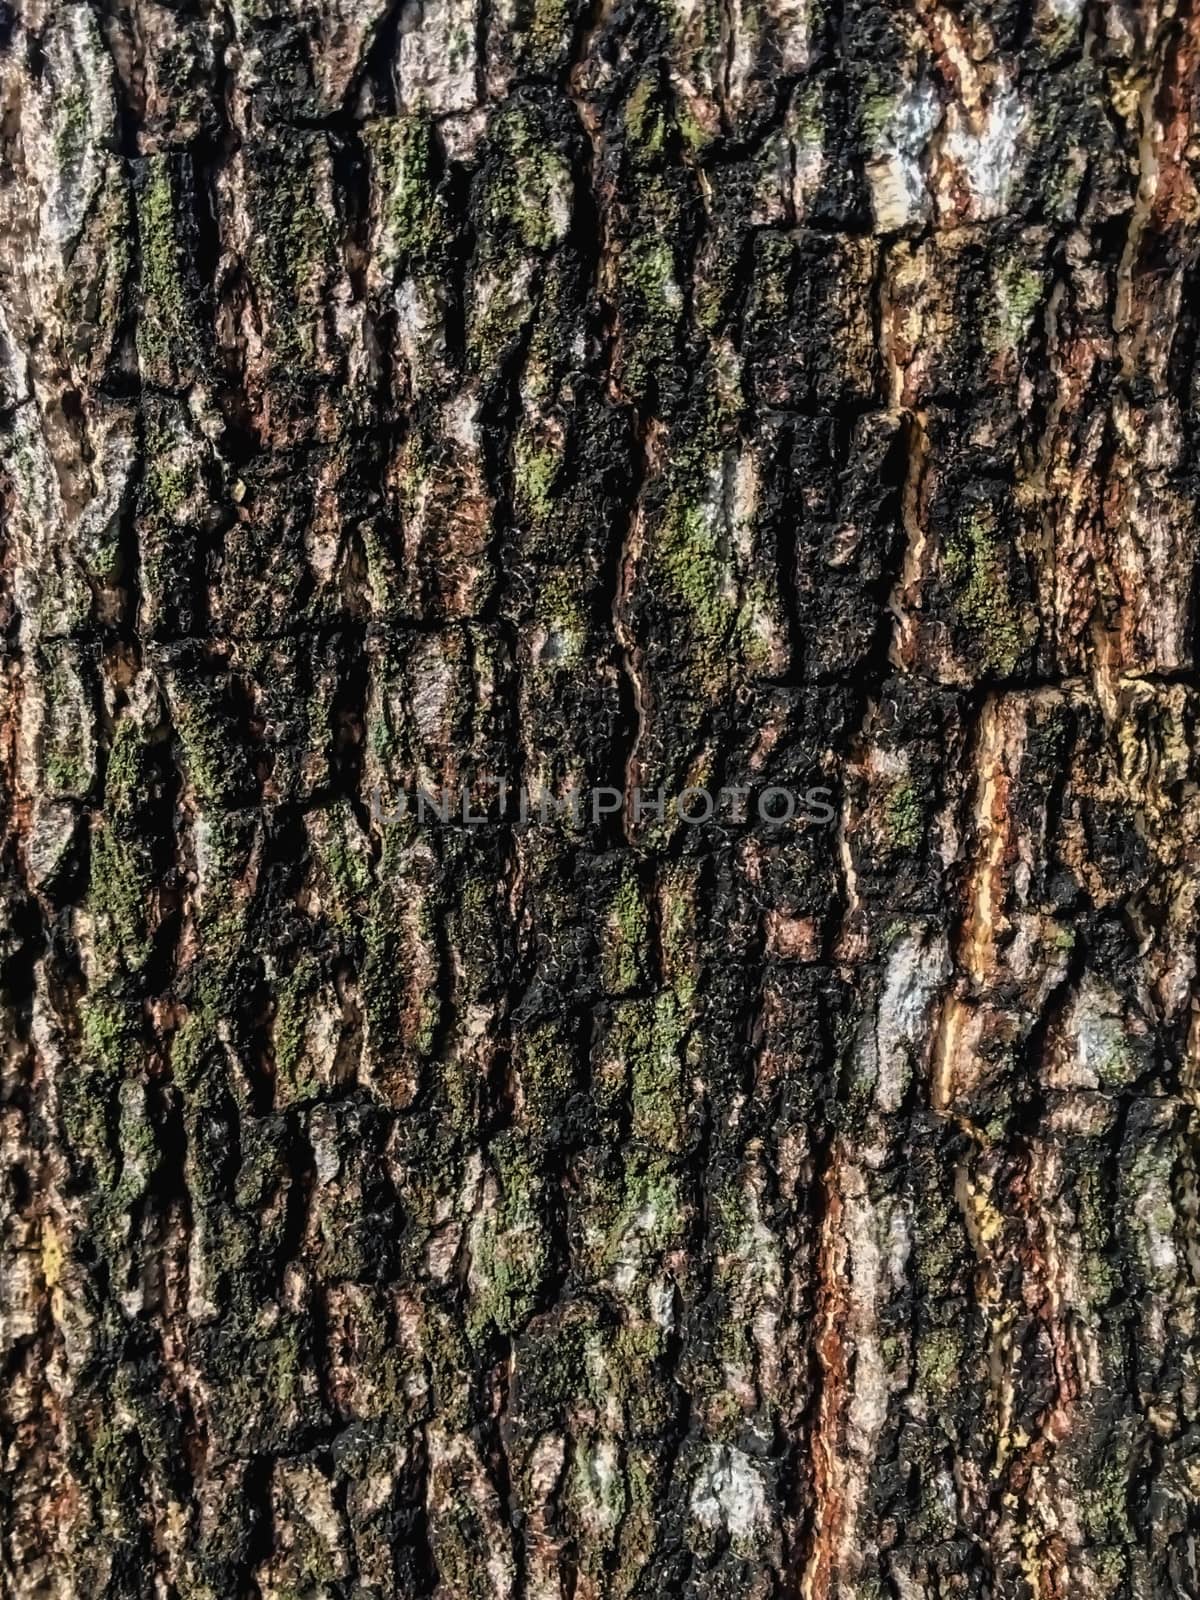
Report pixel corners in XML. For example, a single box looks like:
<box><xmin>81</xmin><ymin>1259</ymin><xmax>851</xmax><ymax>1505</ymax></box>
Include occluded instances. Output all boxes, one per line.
<box><xmin>1</xmin><ymin>1</ymin><xmax>1199</xmax><ymax>1597</ymax></box>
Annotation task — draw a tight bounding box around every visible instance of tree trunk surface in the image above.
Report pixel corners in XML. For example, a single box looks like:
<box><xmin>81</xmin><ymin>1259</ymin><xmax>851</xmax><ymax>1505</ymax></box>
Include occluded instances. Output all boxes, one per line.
<box><xmin>1</xmin><ymin>0</ymin><xmax>1199</xmax><ymax>1596</ymax></box>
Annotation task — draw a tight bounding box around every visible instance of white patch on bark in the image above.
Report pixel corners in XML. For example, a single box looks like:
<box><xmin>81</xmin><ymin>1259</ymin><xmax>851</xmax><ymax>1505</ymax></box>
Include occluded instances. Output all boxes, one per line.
<box><xmin>731</xmin><ymin>450</ymin><xmax>759</xmax><ymax>567</ymax></box>
<box><xmin>873</xmin><ymin>925</ymin><xmax>950</xmax><ymax>1112</ymax></box>
<box><xmin>574</xmin><ymin>1439</ymin><xmax>622</xmax><ymax>1535</ymax></box>
<box><xmin>690</xmin><ymin>1445</ymin><xmax>768</xmax><ymax>1545</ymax></box>
<box><xmin>33</xmin><ymin>6</ymin><xmax>115</xmax><ymax>257</ymax></box>
<box><xmin>648</xmin><ymin>1277</ymin><xmax>675</xmax><ymax>1329</ymax></box>
<box><xmin>773</xmin><ymin>0</ymin><xmax>812</xmax><ymax>73</ymax></box>
<box><xmin>1075</xmin><ymin>981</ymin><xmax>1125</xmax><ymax>1085</ymax></box>
<box><xmin>939</xmin><ymin>86</ymin><xmax>1028</xmax><ymax>221</ymax></box>
<box><xmin>444</xmin><ymin>390</ymin><xmax>482</xmax><ymax>452</ymax></box>
<box><xmin>612</xmin><ymin>1202</ymin><xmax>658</xmax><ymax>1292</ymax></box>
<box><xmin>26</xmin><ymin>801</ymin><xmax>79</xmax><ymax>890</ymax></box>
<box><xmin>392</xmin><ymin>278</ymin><xmax>442</xmax><ymax>396</ymax></box>
<box><xmin>1138</xmin><ymin>1165</ymin><xmax>1178</xmax><ymax>1282</ymax></box>
<box><xmin>0</xmin><ymin>300</ymin><xmax>29</xmax><ymax>411</ymax></box>
<box><xmin>868</xmin><ymin>81</ymin><xmax>939</xmax><ymax>231</ymax></box>
<box><xmin>395</xmin><ymin>0</ymin><xmax>478</xmax><ymax>116</ymax></box>
<box><xmin>844</xmin><ymin>1173</ymin><xmax>890</xmax><ymax>1451</ymax></box>
<box><xmin>440</xmin><ymin>108</ymin><xmax>489</xmax><ymax>163</ymax></box>
<box><xmin>886</xmin><ymin>1203</ymin><xmax>912</xmax><ymax>1291</ymax></box>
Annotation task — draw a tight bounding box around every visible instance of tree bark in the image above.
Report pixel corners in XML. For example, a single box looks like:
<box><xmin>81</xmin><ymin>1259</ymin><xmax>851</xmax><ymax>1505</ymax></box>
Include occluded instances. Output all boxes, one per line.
<box><xmin>2</xmin><ymin>0</ymin><xmax>1199</xmax><ymax>1596</ymax></box>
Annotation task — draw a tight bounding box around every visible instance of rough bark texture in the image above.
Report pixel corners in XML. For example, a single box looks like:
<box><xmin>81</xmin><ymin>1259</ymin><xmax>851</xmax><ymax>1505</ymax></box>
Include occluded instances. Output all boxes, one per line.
<box><xmin>2</xmin><ymin>0</ymin><xmax>1200</xmax><ymax>1596</ymax></box>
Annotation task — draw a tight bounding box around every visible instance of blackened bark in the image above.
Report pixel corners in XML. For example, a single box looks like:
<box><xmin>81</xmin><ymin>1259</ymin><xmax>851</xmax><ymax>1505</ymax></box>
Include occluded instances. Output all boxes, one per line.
<box><xmin>2</xmin><ymin>1</ymin><xmax>1200</xmax><ymax>1597</ymax></box>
